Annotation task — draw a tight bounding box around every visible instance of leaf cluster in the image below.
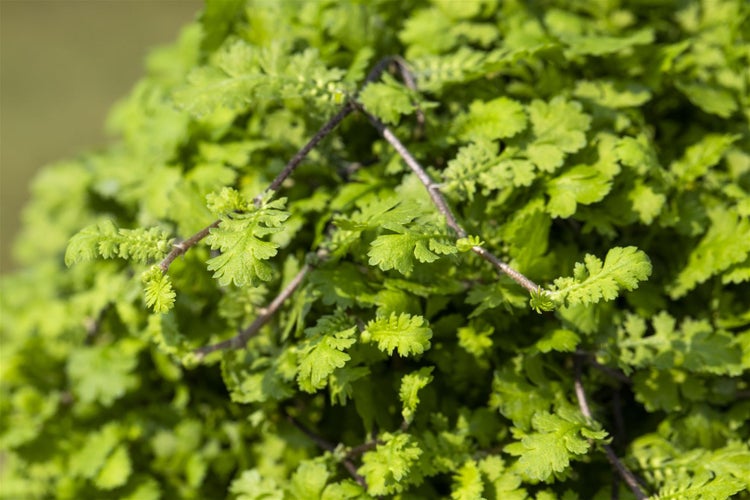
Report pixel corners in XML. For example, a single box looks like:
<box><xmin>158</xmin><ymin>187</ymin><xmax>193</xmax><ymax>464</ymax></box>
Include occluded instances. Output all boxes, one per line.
<box><xmin>2</xmin><ymin>0</ymin><xmax>749</xmax><ymax>499</ymax></box>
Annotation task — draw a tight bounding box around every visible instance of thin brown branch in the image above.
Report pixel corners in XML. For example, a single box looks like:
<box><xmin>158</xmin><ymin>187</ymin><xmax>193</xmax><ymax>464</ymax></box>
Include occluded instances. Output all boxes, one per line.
<box><xmin>357</xmin><ymin>105</ymin><xmax>540</xmax><ymax>293</ymax></box>
<box><xmin>255</xmin><ymin>101</ymin><xmax>356</xmax><ymax>205</ymax></box>
<box><xmin>574</xmin><ymin>359</ymin><xmax>648</xmax><ymax>500</ymax></box>
<box><xmin>159</xmin><ymin>220</ymin><xmax>220</xmax><ymax>274</ymax></box>
<box><xmin>194</xmin><ymin>263</ymin><xmax>312</xmax><ymax>360</ymax></box>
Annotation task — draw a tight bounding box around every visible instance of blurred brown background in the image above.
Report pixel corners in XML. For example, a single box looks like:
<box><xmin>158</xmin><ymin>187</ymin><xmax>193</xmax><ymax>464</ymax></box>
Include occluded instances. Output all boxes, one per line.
<box><xmin>1</xmin><ymin>0</ymin><xmax>203</xmax><ymax>273</ymax></box>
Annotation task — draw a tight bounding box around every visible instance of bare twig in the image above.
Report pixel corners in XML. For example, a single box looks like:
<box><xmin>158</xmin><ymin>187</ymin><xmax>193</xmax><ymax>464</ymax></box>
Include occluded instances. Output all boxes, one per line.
<box><xmin>357</xmin><ymin>105</ymin><xmax>539</xmax><ymax>294</ymax></box>
<box><xmin>194</xmin><ymin>263</ymin><xmax>312</xmax><ymax>359</ymax></box>
<box><xmin>574</xmin><ymin>359</ymin><xmax>648</xmax><ymax>500</ymax></box>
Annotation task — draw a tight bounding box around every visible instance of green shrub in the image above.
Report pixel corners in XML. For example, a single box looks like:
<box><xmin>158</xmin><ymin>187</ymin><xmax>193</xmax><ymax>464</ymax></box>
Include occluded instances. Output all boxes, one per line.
<box><xmin>2</xmin><ymin>0</ymin><xmax>749</xmax><ymax>498</ymax></box>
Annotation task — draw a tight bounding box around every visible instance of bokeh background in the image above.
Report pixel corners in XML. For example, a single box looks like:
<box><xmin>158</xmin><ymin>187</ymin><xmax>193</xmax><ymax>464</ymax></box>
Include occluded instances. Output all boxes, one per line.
<box><xmin>1</xmin><ymin>0</ymin><xmax>203</xmax><ymax>273</ymax></box>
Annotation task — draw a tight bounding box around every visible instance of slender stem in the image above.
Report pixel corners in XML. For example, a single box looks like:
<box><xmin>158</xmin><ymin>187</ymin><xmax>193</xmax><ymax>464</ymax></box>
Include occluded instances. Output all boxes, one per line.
<box><xmin>194</xmin><ymin>263</ymin><xmax>312</xmax><ymax>359</ymax></box>
<box><xmin>358</xmin><ymin>105</ymin><xmax>539</xmax><ymax>293</ymax></box>
<box><xmin>255</xmin><ymin>101</ymin><xmax>355</xmax><ymax>206</ymax></box>
<box><xmin>159</xmin><ymin>220</ymin><xmax>220</xmax><ymax>274</ymax></box>
<box><xmin>470</xmin><ymin>245</ymin><xmax>539</xmax><ymax>292</ymax></box>
<box><xmin>574</xmin><ymin>359</ymin><xmax>648</xmax><ymax>500</ymax></box>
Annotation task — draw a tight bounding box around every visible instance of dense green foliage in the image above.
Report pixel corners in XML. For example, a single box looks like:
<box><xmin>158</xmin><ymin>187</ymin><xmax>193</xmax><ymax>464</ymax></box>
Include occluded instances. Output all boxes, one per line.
<box><xmin>2</xmin><ymin>0</ymin><xmax>750</xmax><ymax>498</ymax></box>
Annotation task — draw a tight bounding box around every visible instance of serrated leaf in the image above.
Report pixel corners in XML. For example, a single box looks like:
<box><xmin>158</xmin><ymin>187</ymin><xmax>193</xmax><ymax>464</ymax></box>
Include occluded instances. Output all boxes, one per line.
<box><xmin>358</xmin><ymin>433</ymin><xmax>423</xmax><ymax>496</ymax></box>
<box><xmin>545</xmin><ymin>164</ymin><xmax>613</xmax><ymax>218</ymax></box>
<box><xmin>535</xmin><ymin>329</ymin><xmax>580</xmax><ymax>353</ymax></box>
<box><xmin>675</xmin><ymin>80</ymin><xmax>738</xmax><ymax>118</ymax></box>
<box><xmin>230</xmin><ymin>470</ymin><xmax>283</xmax><ymax>500</ymax></box>
<box><xmin>359</xmin><ymin>77</ymin><xmax>415</xmax><ymax>125</ymax></box>
<box><xmin>527</xmin><ymin>97</ymin><xmax>591</xmax><ymax>172</ymax></box>
<box><xmin>399</xmin><ymin>366</ymin><xmax>434</xmax><ymax>424</ymax></box>
<box><xmin>95</xmin><ymin>444</ymin><xmax>132</xmax><ymax>490</ymax></box>
<box><xmin>368</xmin><ymin>233</ymin><xmax>420</xmax><ymax>275</ymax></box>
<box><xmin>65</xmin><ymin>220</ymin><xmax>172</xmax><ymax>266</ymax></box>
<box><xmin>66</xmin><ymin>343</ymin><xmax>139</xmax><ymax>407</ymax></box>
<box><xmin>629</xmin><ymin>181</ymin><xmax>666</xmax><ymax>224</ymax></box>
<box><xmin>174</xmin><ymin>42</ymin><xmax>347</xmax><ymax>117</ymax></box>
<box><xmin>548</xmin><ymin>246</ymin><xmax>652</xmax><ymax>307</ymax></box>
<box><xmin>670</xmin><ymin>208</ymin><xmax>750</xmax><ymax>298</ymax></box>
<box><xmin>562</xmin><ymin>28</ymin><xmax>654</xmax><ymax>57</ymax></box>
<box><xmin>368</xmin><ymin>231</ymin><xmax>455</xmax><ymax>276</ymax></box>
<box><xmin>142</xmin><ymin>266</ymin><xmax>176</xmax><ymax>313</ymax></box>
<box><xmin>361</xmin><ymin>313</ymin><xmax>432</xmax><ymax>357</ymax></box>
<box><xmin>574</xmin><ymin>79</ymin><xmax>652</xmax><ymax>108</ymax></box>
<box><xmin>451</xmin><ymin>460</ymin><xmax>485</xmax><ymax>500</ymax></box>
<box><xmin>455</xmin><ymin>97</ymin><xmax>527</xmax><ymax>142</ymax></box>
<box><xmin>206</xmin><ymin>198</ymin><xmax>289</xmax><ymax>287</ymax></box>
<box><xmin>288</xmin><ymin>460</ymin><xmax>330</xmax><ymax>500</ymax></box>
<box><xmin>297</xmin><ymin>314</ymin><xmax>357</xmax><ymax>393</ymax></box>
<box><xmin>671</xmin><ymin>134</ymin><xmax>739</xmax><ymax>183</ymax></box>
<box><xmin>505</xmin><ymin>409</ymin><xmax>607</xmax><ymax>481</ymax></box>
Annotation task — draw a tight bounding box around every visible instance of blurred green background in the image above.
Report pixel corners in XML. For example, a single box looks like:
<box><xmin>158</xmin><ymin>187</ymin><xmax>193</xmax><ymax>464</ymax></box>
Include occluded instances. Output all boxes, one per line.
<box><xmin>1</xmin><ymin>0</ymin><xmax>203</xmax><ymax>273</ymax></box>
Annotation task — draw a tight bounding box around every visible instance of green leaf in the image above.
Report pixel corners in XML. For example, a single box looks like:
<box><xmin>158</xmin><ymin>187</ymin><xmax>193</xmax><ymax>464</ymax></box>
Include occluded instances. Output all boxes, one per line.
<box><xmin>505</xmin><ymin>409</ymin><xmax>607</xmax><ymax>481</ymax></box>
<box><xmin>457</xmin><ymin>321</ymin><xmax>494</xmax><ymax>358</ymax></box>
<box><xmin>68</xmin><ymin>423</ymin><xmax>121</xmax><ymax>479</ymax></box>
<box><xmin>95</xmin><ymin>444</ymin><xmax>132</xmax><ymax>490</ymax></box>
<box><xmin>359</xmin><ymin>76</ymin><xmax>415</xmax><ymax>125</ymax></box>
<box><xmin>675</xmin><ymin>80</ymin><xmax>738</xmax><ymax>118</ymax></box>
<box><xmin>296</xmin><ymin>314</ymin><xmax>357</xmax><ymax>393</ymax></box>
<box><xmin>65</xmin><ymin>220</ymin><xmax>172</xmax><ymax>266</ymax></box>
<box><xmin>66</xmin><ymin>342</ymin><xmax>139</xmax><ymax>407</ymax></box>
<box><xmin>288</xmin><ymin>460</ymin><xmax>330</xmax><ymax>500</ymax></box>
<box><xmin>526</xmin><ymin>97</ymin><xmax>591</xmax><ymax>172</ymax></box>
<box><xmin>456</xmin><ymin>235</ymin><xmax>483</xmax><ymax>252</ymax></box>
<box><xmin>141</xmin><ymin>266</ymin><xmax>176</xmax><ymax>313</ymax></box>
<box><xmin>308</xmin><ymin>263</ymin><xmax>374</xmax><ymax>308</ymax></box>
<box><xmin>230</xmin><ymin>470</ymin><xmax>283</xmax><ymax>500</ymax></box>
<box><xmin>629</xmin><ymin>181</ymin><xmax>666</xmax><ymax>224</ymax></box>
<box><xmin>548</xmin><ymin>246</ymin><xmax>652</xmax><ymax>307</ymax></box>
<box><xmin>358</xmin><ymin>433</ymin><xmax>423</xmax><ymax>496</ymax></box>
<box><xmin>361</xmin><ymin>312</ymin><xmax>432</xmax><ymax>357</ymax></box>
<box><xmin>321</xmin><ymin>480</ymin><xmax>368</xmax><ymax>500</ymax></box>
<box><xmin>174</xmin><ymin>41</ymin><xmax>347</xmax><ymax>117</ymax></box>
<box><xmin>535</xmin><ymin>329</ymin><xmax>580</xmax><ymax>353</ymax></box>
<box><xmin>399</xmin><ymin>366</ymin><xmax>434</xmax><ymax>424</ymax></box>
<box><xmin>615</xmin><ymin>134</ymin><xmax>662</xmax><ymax>175</ymax></box>
<box><xmin>574</xmin><ymin>79</ymin><xmax>652</xmax><ymax>109</ymax></box>
<box><xmin>561</xmin><ymin>28</ymin><xmax>654</xmax><ymax>57</ymax></box>
<box><xmin>455</xmin><ymin>97</ymin><xmax>527</xmax><ymax>142</ymax></box>
<box><xmin>451</xmin><ymin>460</ymin><xmax>485</xmax><ymax>500</ymax></box>
<box><xmin>368</xmin><ymin>231</ymin><xmax>455</xmax><ymax>276</ymax></box>
<box><xmin>206</xmin><ymin>197</ymin><xmax>289</xmax><ymax>287</ymax></box>
<box><xmin>545</xmin><ymin>164</ymin><xmax>613</xmax><ymax>218</ymax></box>
<box><xmin>671</xmin><ymin>134</ymin><xmax>739</xmax><ymax>184</ymax></box>
<box><xmin>442</xmin><ymin>140</ymin><xmax>498</xmax><ymax>201</ymax></box>
<box><xmin>670</xmin><ymin>209</ymin><xmax>750</xmax><ymax>298</ymax></box>
<box><xmin>368</xmin><ymin>233</ymin><xmax>420</xmax><ymax>275</ymax></box>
